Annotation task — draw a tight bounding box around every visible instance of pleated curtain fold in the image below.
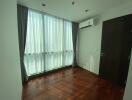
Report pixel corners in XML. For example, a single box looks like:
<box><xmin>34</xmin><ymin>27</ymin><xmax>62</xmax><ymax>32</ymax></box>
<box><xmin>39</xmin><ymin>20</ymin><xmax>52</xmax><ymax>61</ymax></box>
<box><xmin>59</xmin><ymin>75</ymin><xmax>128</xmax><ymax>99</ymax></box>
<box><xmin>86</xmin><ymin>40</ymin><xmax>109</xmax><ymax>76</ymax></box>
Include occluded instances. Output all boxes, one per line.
<box><xmin>17</xmin><ymin>5</ymin><xmax>28</xmax><ymax>85</ymax></box>
<box><xmin>72</xmin><ymin>22</ymin><xmax>79</xmax><ymax>67</ymax></box>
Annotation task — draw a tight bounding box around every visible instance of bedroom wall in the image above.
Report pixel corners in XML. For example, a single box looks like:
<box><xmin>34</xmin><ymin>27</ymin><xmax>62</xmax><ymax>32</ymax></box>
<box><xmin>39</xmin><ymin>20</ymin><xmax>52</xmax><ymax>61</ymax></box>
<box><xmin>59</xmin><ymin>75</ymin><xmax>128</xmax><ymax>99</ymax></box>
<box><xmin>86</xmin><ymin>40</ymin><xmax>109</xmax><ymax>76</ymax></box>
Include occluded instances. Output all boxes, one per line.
<box><xmin>78</xmin><ymin>0</ymin><xmax>132</xmax><ymax>74</ymax></box>
<box><xmin>0</xmin><ymin>0</ymin><xmax>22</xmax><ymax>100</ymax></box>
<box><xmin>123</xmin><ymin>50</ymin><xmax>132</xmax><ymax>100</ymax></box>
<box><xmin>78</xmin><ymin>21</ymin><xmax>102</xmax><ymax>74</ymax></box>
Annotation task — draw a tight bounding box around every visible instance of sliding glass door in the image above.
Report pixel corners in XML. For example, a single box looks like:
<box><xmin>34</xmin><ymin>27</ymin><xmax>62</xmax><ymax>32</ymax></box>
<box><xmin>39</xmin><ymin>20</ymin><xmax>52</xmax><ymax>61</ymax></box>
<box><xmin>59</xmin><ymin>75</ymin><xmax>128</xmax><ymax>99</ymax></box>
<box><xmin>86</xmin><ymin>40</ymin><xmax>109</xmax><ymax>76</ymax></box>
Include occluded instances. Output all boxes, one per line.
<box><xmin>24</xmin><ymin>10</ymin><xmax>73</xmax><ymax>76</ymax></box>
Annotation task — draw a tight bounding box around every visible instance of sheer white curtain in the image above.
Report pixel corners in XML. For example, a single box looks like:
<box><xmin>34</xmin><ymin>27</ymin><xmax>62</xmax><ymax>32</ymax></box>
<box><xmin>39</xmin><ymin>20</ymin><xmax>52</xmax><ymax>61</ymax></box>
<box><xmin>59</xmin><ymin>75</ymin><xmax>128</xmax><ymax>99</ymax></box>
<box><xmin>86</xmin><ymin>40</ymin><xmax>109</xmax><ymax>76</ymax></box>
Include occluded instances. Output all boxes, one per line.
<box><xmin>24</xmin><ymin>10</ymin><xmax>73</xmax><ymax>76</ymax></box>
<box><xmin>63</xmin><ymin>21</ymin><xmax>73</xmax><ymax>66</ymax></box>
<box><xmin>24</xmin><ymin>10</ymin><xmax>44</xmax><ymax>76</ymax></box>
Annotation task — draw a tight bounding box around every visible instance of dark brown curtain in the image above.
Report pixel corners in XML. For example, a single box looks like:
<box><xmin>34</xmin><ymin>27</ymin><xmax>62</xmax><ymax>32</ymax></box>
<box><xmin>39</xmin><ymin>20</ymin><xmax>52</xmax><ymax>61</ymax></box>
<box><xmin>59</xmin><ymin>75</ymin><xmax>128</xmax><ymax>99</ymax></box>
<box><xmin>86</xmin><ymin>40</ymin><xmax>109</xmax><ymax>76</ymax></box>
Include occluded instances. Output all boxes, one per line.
<box><xmin>72</xmin><ymin>22</ymin><xmax>79</xmax><ymax>67</ymax></box>
<box><xmin>17</xmin><ymin>5</ymin><xmax>28</xmax><ymax>85</ymax></box>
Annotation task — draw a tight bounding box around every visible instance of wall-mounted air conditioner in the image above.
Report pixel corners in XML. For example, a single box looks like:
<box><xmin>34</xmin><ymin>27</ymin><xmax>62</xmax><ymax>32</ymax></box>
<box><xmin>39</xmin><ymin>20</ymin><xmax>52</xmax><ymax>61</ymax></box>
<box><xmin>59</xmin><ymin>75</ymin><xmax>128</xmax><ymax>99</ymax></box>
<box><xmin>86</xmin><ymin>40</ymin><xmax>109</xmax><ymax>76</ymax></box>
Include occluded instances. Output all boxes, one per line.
<box><xmin>79</xmin><ymin>18</ymin><xmax>96</xmax><ymax>29</ymax></box>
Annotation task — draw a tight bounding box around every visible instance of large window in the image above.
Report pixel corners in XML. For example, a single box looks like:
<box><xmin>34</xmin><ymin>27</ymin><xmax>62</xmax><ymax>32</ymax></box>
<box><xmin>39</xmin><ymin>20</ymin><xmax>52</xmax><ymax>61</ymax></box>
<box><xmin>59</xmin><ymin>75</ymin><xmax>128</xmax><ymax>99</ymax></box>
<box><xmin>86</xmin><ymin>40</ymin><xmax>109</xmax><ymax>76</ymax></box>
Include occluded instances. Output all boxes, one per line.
<box><xmin>24</xmin><ymin>10</ymin><xmax>73</xmax><ymax>76</ymax></box>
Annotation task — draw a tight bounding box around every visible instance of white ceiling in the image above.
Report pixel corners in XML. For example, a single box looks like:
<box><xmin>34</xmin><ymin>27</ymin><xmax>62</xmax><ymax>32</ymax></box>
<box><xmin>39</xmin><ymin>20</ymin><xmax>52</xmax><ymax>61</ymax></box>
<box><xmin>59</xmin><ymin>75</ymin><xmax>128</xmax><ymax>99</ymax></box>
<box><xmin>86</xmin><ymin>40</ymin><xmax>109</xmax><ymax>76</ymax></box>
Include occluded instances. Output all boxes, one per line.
<box><xmin>17</xmin><ymin>0</ymin><xmax>131</xmax><ymax>22</ymax></box>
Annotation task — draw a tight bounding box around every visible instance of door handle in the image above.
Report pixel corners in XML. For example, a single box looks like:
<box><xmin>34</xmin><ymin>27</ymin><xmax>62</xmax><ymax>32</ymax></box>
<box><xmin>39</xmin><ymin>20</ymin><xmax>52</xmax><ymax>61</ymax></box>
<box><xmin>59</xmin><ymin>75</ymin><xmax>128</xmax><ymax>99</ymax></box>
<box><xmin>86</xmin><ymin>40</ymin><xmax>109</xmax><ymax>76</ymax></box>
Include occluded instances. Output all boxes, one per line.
<box><xmin>101</xmin><ymin>53</ymin><xmax>104</xmax><ymax>56</ymax></box>
<box><xmin>128</xmin><ymin>55</ymin><xmax>131</xmax><ymax>60</ymax></box>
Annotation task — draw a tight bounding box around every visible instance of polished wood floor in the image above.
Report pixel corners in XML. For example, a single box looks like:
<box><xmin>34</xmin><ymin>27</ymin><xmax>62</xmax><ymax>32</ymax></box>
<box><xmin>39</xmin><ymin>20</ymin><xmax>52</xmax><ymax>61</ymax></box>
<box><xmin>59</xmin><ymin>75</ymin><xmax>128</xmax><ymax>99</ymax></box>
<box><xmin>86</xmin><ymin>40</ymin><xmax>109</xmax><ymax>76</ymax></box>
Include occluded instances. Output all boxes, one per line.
<box><xmin>23</xmin><ymin>67</ymin><xmax>124</xmax><ymax>100</ymax></box>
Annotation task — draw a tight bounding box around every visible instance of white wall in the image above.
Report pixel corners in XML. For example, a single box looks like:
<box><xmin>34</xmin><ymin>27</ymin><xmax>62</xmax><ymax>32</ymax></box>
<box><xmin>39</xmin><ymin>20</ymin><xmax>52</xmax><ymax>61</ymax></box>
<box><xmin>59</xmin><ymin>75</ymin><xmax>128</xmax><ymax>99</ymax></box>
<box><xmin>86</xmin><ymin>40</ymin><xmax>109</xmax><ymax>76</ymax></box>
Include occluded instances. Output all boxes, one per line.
<box><xmin>123</xmin><ymin>50</ymin><xmax>132</xmax><ymax>100</ymax></box>
<box><xmin>78</xmin><ymin>22</ymin><xmax>102</xmax><ymax>74</ymax></box>
<box><xmin>0</xmin><ymin>0</ymin><xmax>22</xmax><ymax>100</ymax></box>
<box><xmin>78</xmin><ymin>1</ymin><xmax>132</xmax><ymax>74</ymax></box>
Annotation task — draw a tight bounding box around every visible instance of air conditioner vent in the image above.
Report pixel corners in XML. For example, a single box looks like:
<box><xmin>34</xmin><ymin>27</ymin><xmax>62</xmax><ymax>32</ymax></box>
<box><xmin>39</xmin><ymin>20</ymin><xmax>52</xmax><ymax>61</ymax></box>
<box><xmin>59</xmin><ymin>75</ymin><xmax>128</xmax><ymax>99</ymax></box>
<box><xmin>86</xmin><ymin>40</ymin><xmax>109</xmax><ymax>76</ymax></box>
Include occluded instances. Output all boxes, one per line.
<box><xmin>79</xmin><ymin>18</ymin><xmax>96</xmax><ymax>29</ymax></box>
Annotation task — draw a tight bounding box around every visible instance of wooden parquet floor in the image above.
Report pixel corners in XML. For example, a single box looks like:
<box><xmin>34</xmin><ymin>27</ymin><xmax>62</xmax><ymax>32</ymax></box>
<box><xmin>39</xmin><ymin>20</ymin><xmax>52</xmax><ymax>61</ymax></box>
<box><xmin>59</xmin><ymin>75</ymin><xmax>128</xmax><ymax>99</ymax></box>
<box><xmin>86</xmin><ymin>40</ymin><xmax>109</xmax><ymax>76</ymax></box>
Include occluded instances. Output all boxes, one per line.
<box><xmin>23</xmin><ymin>67</ymin><xmax>124</xmax><ymax>100</ymax></box>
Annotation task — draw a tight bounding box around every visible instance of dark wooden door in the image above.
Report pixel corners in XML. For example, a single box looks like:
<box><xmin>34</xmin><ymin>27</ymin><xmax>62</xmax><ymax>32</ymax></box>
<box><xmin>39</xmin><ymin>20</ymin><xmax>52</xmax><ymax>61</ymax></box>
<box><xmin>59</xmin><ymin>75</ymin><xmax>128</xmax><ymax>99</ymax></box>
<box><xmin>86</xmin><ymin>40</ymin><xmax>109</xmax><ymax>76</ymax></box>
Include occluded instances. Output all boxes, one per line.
<box><xmin>118</xmin><ymin>15</ymin><xmax>132</xmax><ymax>86</ymax></box>
<box><xmin>99</xmin><ymin>15</ymin><xmax>132</xmax><ymax>86</ymax></box>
